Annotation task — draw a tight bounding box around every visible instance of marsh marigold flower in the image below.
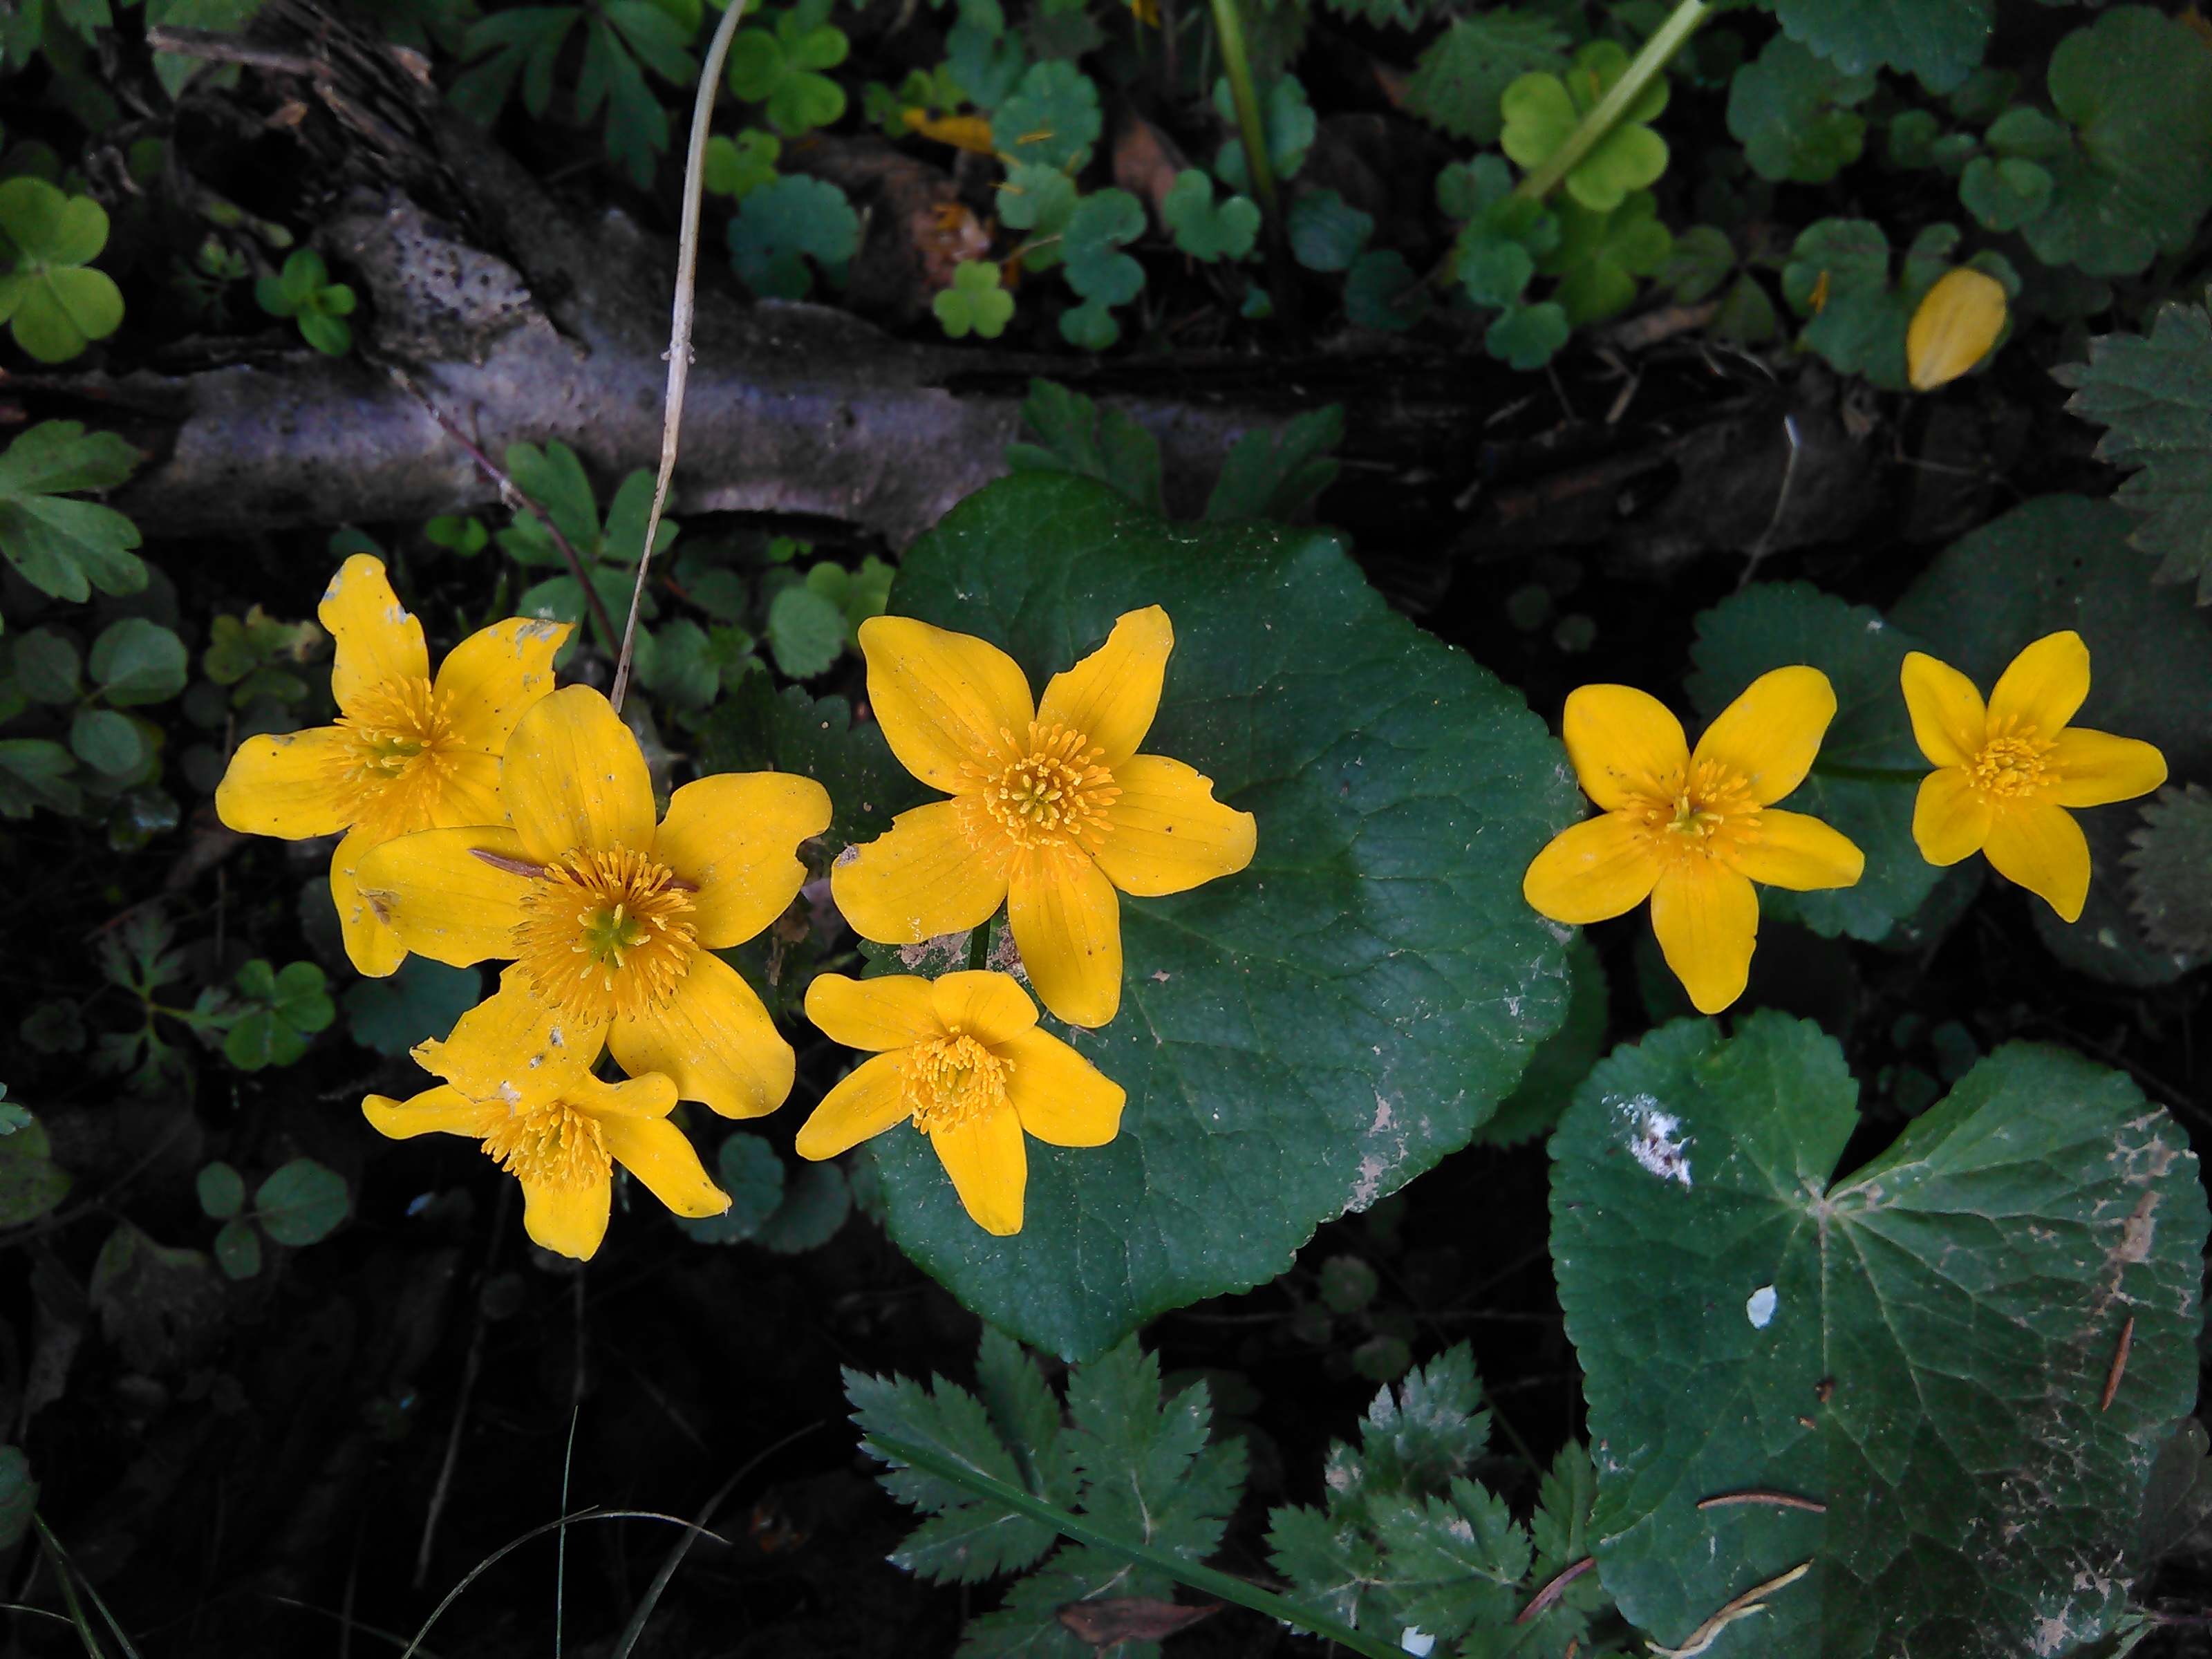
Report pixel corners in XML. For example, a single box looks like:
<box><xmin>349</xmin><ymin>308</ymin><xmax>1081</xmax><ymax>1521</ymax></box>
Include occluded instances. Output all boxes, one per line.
<box><xmin>832</xmin><ymin>608</ymin><xmax>1255</xmax><ymax>1029</ymax></box>
<box><xmin>355</xmin><ymin>684</ymin><xmax>831</xmax><ymax>1118</ymax></box>
<box><xmin>1901</xmin><ymin>630</ymin><xmax>2166</xmax><ymax>923</ymax></box>
<box><xmin>216</xmin><ymin>555</ymin><xmax>570</xmax><ymax>976</ymax></box>
<box><xmin>796</xmin><ymin>971</ymin><xmax>1125</xmax><ymax>1235</ymax></box>
<box><xmin>1523</xmin><ymin>667</ymin><xmax>1865</xmax><ymax>1015</ymax></box>
<box><xmin>366</xmin><ymin>971</ymin><xmax>729</xmax><ymax>1258</ymax></box>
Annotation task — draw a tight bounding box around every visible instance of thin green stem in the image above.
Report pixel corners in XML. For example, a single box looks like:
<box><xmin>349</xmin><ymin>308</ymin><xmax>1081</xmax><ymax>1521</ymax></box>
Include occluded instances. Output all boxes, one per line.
<box><xmin>863</xmin><ymin>1434</ymin><xmax>1402</xmax><ymax>1659</ymax></box>
<box><xmin>1512</xmin><ymin>0</ymin><xmax>1709</xmax><ymax>203</ymax></box>
<box><xmin>1206</xmin><ymin>0</ymin><xmax>1275</xmax><ymax>225</ymax></box>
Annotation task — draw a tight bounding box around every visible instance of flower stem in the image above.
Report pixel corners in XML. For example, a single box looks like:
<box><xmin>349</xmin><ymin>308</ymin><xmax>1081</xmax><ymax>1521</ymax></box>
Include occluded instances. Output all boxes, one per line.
<box><xmin>1207</xmin><ymin>0</ymin><xmax>1276</xmax><ymax>225</ymax></box>
<box><xmin>864</xmin><ymin>1431</ymin><xmax>1404</xmax><ymax>1659</ymax></box>
<box><xmin>1512</xmin><ymin>0</ymin><xmax>1709</xmax><ymax>203</ymax></box>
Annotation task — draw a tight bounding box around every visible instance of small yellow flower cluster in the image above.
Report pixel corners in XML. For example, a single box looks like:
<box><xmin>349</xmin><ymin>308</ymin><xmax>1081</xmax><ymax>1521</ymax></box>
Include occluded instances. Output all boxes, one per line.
<box><xmin>217</xmin><ymin>561</ymin><xmax>1252</xmax><ymax>1246</ymax></box>
<box><xmin>1524</xmin><ymin>632</ymin><xmax>2166</xmax><ymax>1014</ymax></box>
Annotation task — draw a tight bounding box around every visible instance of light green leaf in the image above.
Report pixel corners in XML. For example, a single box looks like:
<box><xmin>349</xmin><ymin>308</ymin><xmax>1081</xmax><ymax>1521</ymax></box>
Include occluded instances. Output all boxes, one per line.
<box><xmin>765</xmin><ymin>581</ymin><xmax>847</xmax><ymax>678</ymax></box>
<box><xmin>0</xmin><ymin>421</ymin><xmax>144</xmax><ymax>604</ymax></box>
<box><xmin>933</xmin><ymin>258</ymin><xmax>1016</xmax><ymax>339</ymax></box>
<box><xmin>256</xmin><ymin>1156</ymin><xmax>350</xmax><ymax>1246</ymax></box>
<box><xmin>1164</xmin><ymin>171</ymin><xmax>1261</xmax><ymax>264</ymax></box>
<box><xmin>343</xmin><ymin>957</ymin><xmax>484</xmax><ymax>1056</ymax></box>
<box><xmin>1891</xmin><ymin>496</ymin><xmax>2212</xmax><ymax>985</ymax></box>
<box><xmin>0</xmin><ymin>177</ymin><xmax>122</xmax><ymax>362</ymax></box>
<box><xmin>704</xmin><ymin>128</ymin><xmax>780</xmax><ymax>200</ymax></box>
<box><xmin>869</xmin><ymin>472</ymin><xmax>1577</xmax><ymax>1359</ymax></box>
<box><xmin>2052</xmin><ymin>301</ymin><xmax>2212</xmax><ymax>603</ymax></box>
<box><xmin>1553</xmin><ymin>1013</ymin><xmax>2207</xmax><ymax>1658</ymax></box>
<box><xmin>1767</xmin><ymin>0</ymin><xmax>1989</xmax><ymax>93</ymax></box>
<box><xmin>677</xmin><ymin>1130</ymin><xmax>786</xmax><ymax>1243</ymax></box>
<box><xmin>1539</xmin><ymin>191</ymin><xmax>1672</xmax><ymax>325</ymax></box>
<box><xmin>1477</xmin><ymin>933</ymin><xmax>1605</xmax><ymax>1148</ymax></box>
<box><xmin>1686</xmin><ymin>582</ymin><xmax>1940</xmax><ymax>941</ymax></box>
<box><xmin>90</xmin><ymin>617</ymin><xmax>189</xmax><ymax>706</ymax></box>
<box><xmin>1501</xmin><ymin>41</ymin><xmax>1669</xmax><ymax>213</ymax></box>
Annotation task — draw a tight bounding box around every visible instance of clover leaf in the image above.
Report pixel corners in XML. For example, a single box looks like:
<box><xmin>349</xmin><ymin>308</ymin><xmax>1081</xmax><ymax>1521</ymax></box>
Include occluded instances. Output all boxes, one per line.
<box><xmin>1765</xmin><ymin>0</ymin><xmax>1990</xmax><ymax>93</ymax></box>
<box><xmin>255</xmin><ymin>1157</ymin><xmax>350</xmax><ymax>1246</ymax></box>
<box><xmin>1212</xmin><ymin>73</ymin><xmax>1315</xmax><ymax>193</ymax></box>
<box><xmin>1058</xmin><ymin>188</ymin><xmax>1144</xmax><ymax>348</ymax></box>
<box><xmin>2013</xmin><ymin>8</ymin><xmax>2212</xmax><ymax>279</ymax></box>
<box><xmin>0</xmin><ymin>176</ymin><xmax>124</xmax><ymax>363</ymax></box>
<box><xmin>704</xmin><ymin>128</ymin><xmax>780</xmax><ymax>200</ymax></box>
<box><xmin>1286</xmin><ymin>188</ymin><xmax>1369</xmax><ymax>273</ymax></box>
<box><xmin>1399</xmin><ymin>9</ymin><xmax>1568</xmax><ymax>144</ymax></box>
<box><xmin>1485</xmin><ymin>300</ymin><xmax>1571</xmax><ymax>371</ymax></box>
<box><xmin>1727</xmin><ymin>35</ymin><xmax>1876</xmax><ymax>183</ymax></box>
<box><xmin>1538</xmin><ymin>191</ymin><xmax>1671</xmax><ymax>324</ymax></box>
<box><xmin>1163</xmin><ymin>170</ymin><xmax>1259</xmax><ymax>263</ymax></box>
<box><xmin>676</xmin><ymin>1131</ymin><xmax>787</xmax><ymax>1243</ymax></box>
<box><xmin>727</xmin><ymin>174</ymin><xmax>858</xmax><ymax>301</ymax></box>
<box><xmin>0</xmin><ymin>420</ymin><xmax>144</xmax><ymax>604</ymax></box>
<box><xmin>933</xmin><ymin>259</ymin><xmax>1015</xmax><ymax>339</ymax></box>
<box><xmin>222</xmin><ymin>959</ymin><xmax>335</xmax><ymax>1071</ymax></box>
<box><xmin>727</xmin><ymin>6</ymin><xmax>849</xmax><ymax>136</ymax></box>
<box><xmin>1343</xmin><ymin>250</ymin><xmax>1433</xmax><ymax>332</ymax></box>
<box><xmin>997</xmin><ymin>162</ymin><xmax>1078</xmax><ymax>272</ymax></box>
<box><xmin>992</xmin><ymin>59</ymin><xmax>1102</xmax><ymax>173</ymax></box>
<box><xmin>1501</xmin><ymin>40</ymin><xmax>1669</xmax><ymax>213</ymax></box>
<box><xmin>255</xmin><ymin>248</ymin><xmax>356</xmax><ymax>357</ymax></box>
<box><xmin>1443</xmin><ymin>156</ymin><xmax>1558</xmax><ymax>310</ymax></box>
<box><xmin>1783</xmin><ymin>217</ymin><xmax>2017</xmax><ymax>391</ymax></box>
<box><xmin>1555</xmin><ymin>1013</ymin><xmax>2206</xmax><ymax>1659</ymax></box>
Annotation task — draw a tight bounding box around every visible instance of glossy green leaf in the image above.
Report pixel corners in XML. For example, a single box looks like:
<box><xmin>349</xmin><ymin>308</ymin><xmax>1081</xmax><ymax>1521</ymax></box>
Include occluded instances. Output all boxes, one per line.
<box><xmin>1891</xmin><ymin>496</ymin><xmax>2212</xmax><ymax>985</ymax></box>
<box><xmin>344</xmin><ymin>957</ymin><xmax>485</xmax><ymax>1056</ymax></box>
<box><xmin>1476</xmin><ymin>933</ymin><xmax>1606</xmax><ymax>1148</ymax></box>
<box><xmin>1766</xmin><ymin>0</ymin><xmax>1988</xmax><ymax>92</ymax></box>
<box><xmin>1686</xmin><ymin>582</ymin><xmax>1938</xmax><ymax>941</ymax></box>
<box><xmin>727</xmin><ymin>174</ymin><xmax>858</xmax><ymax>299</ymax></box>
<box><xmin>90</xmin><ymin>618</ymin><xmax>188</xmax><ymax>706</ymax></box>
<box><xmin>1727</xmin><ymin>37</ymin><xmax>1876</xmax><ymax>185</ymax></box>
<box><xmin>256</xmin><ymin>1156</ymin><xmax>350</xmax><ymax>1246</ymax></box>
<box><xmin>71</xmin><ymin>708</ymin><xmax>144</xmax><ymax>776</ymax></box>
<box><xmin>2052</xmin><ymin>301</ymin><xmax>2212</xmax><ymax>603</ymax></box>
<box><xmin>1553</xmin><ymin>1013</ymin><xmax>2206</xmax><ymax>1658</ymax></box>
<box><xmin>865</xmin><ymin>472</ymin><xmax>1577</xmax><ymax>1359</ymax></box>
<box><xmin>992</xmin><ymin>59</ymin><xmax>1100</xmax><ymax>172</ymax></box>
<box><xmin>1400</xmin><ymin>10</ymin><xmax>1568</xmax><ymax>145</ymax></box>
<box><xmin>696</xmin><ymin>679</ymin><xmax>930</xmax><ymax>850</ymax></box>
<box><xmin>1164</xmin><ymin>171</ymin><xmax>1260</xmax><ymax>264</ymax></box>
<box><xmin>0</xmin><ymin>421</ymin><xmax>144</xmax><ymax>604</ymax></box>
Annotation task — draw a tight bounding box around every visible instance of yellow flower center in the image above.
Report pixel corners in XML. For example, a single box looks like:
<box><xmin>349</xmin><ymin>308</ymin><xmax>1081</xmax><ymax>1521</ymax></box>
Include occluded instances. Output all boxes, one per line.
<box><xmin>958</xmin><ymin>722</ymin><xmax>1120</xmax><ymax>855</ymax></box>
<box><xmin>1627</xmin><ymin>760</ymin><xmax>1762</xmax><ymax>867</ymax></box>
<box><xmin>902</xmin><ymin>1029</ymin><xmax>1012</xmax><ymax>1134</ymax></box>
<box><xmin>512</xmin><ymin>847</ymin><xmax>698</xmax><ymax>1022</ymax></box>
<box><xmin>339</xmin><ymin>675</ymin><xmax>456</xmax><ymax>838</ymax></box>
<box><xmin>1969</xmin><ymin>727</ymin><xmax>2054</xmax><ymax>800</ymax></box>
<box><xmin>479</xmin><ymin>1092</ymin><xmax>610</xmax><ymax>1192</ymax></box>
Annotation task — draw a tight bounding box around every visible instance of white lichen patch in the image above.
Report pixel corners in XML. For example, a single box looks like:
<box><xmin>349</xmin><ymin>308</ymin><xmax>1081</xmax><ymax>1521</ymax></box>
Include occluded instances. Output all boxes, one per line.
<box><xmin>1616</xmin><ymin>1095</ymin><xmax>1692</xmax><ymax>1186</ymax></box>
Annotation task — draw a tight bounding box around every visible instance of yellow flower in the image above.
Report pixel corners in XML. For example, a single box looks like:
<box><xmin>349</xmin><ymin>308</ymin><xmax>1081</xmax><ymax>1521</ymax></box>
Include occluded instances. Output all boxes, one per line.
<box><xmin>832</xmin><ymin>608</ymin><xmax>1256</xmax><ymax>1028</ymax></box>
<box><xmin>214</xmin><ymin>554</ymin><xmax>570</xmax><ymax>977</ymax></box>
<box><xmin>1901</xmin><ymin>630</ymin><xmax>2166</xmax><ymax>924</ymax></box>
<box><xmin>354</xmin><ymin>684</ymin><xmax>832</xmax><ymax>1118</ymax></box>
<box><xmin>365</xmin><ymin>971</ymin><xmax>729</xmax><ymax>1259</ymax></box>
<box><xmin>1522</xmin><ymin>668</ymin><xmax>1865</xmax><ymax>1015</ymax></box>
<box><xmin>796</xmin><ymin>971</ymin><xmax>1125</xmax><ymax>1235</ymax></box>
<box><xmin>1907</xmin><ymin>268</ymin><xmax>2007</xmax><ymax>391</ymax></box>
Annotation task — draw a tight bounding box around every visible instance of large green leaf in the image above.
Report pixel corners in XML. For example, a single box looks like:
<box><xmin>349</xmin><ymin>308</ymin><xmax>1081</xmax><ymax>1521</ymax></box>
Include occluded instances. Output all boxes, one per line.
<box><xmin>1765</xmin><ymin>0</ymin><xmax>1988</xmax><ymax>93</ymax></box>
<box><xmin>1553</xmin><ymin>1013</ymin><xmax>2206</xmax><ymax>1659</ymax></box>
<box><xmin>1687</xmin><ymin>582</ymin><xmax>1936</xmax><ymax>942</ymax></box>
<box><xmin>1891</xmin><ymin>496</ymin><xmax>2212</xmax><ymax>984</ymax></box>
<box><xmin>865</xmin><ymin>473</ymin><xmax>1577</xmax><ymax>1359</ymax></box>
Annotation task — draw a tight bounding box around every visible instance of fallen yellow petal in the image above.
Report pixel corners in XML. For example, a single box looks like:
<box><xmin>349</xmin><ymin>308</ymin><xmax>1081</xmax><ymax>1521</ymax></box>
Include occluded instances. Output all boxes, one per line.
<box><xmin>1907</xmin><ymin>268</ymin><xmax>2007</xmax><ymax>392</ymax></box>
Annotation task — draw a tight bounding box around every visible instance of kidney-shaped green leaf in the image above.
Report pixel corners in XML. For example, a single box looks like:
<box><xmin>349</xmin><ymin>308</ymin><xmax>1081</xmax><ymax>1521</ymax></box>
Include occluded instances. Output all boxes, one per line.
<box><xmin>1551</xmin><ymin>1012</ymin><xmax>2206</xmax><ymax>1659</ymax></box>
<box><xmin>863</xmin><ymin>471</ymin><xmax>1578</xmax><ymax>1360</ymax></box>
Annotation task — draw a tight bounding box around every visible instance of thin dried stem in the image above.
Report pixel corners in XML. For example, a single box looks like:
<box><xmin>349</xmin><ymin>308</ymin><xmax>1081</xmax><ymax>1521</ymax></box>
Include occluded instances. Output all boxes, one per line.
<box><xmin>611</xmin><ymin>0</ymin><xmax>752</xmax><ymax>712</ymax></box>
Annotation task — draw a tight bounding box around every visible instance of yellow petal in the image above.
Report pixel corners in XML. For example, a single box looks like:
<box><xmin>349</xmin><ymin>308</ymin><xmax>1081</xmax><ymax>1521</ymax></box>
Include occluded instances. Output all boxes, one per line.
<box><xmin>655</xmin><ymin>771</ymin><xmax>832</xmax><ymax>948</ymax></box>
<box><xmin>858</xmin><ymin>615</ymin><xmax>1033</xmax><ymax>792</ymax></box>
<box><xmin>433</xmin><ymin>617</ymin><xmax>571</xmax><ymax>753</ymax></box>
<box><xmin>831</xmin><ymin>800</ymin><xmax>1008</xmax><ymax>944</ymax></box>
<box><xmin>321</xmin><ymin>554</ymin><xmax>428</xmax><ymax>713</ymax></box>
<box><xmin>2047</xmin><ymin>727</ymin><xmax>2167</xmax><ymax>809</ymax></box>
<box><xmin>1008</xmin><ymin>843</ymin><xmax>1122</xmax><ymax>1028</ymax></box>
<box><xmin>332</xmin><ymin>828</ymin><xmax>407</xmax><ymax>977</ymax></box>
<box><xmin>932</xmin><ymin>970</ymin><xmax>1038</xmax><ymax>1047</ymax></box>
<box><xmin>355</xmin><ymin>826</ymin><xmax>535</xmax><ymax>966</ymax></box>
<box><xmin>1912</xmin><ymin>768</ymin><xmax>1993</xmax><ymax>866</ymax></box>
<box><xmin>930</xmin><ymin>1104</ymin><xmax>1027</xmax><ymax>1235</ymax></box>
<box><xmin>420</xmin><ymin>968</ymin><xmax>599</xmax><ymax>1098</ymax></box>
<box><xmin>599</xmin><ymin>1114</ymin><xmax>728</xmax><ymax>1219</ymax></box>
<box><xmin>794</xmin><ymin>1051</ymin><xmax>912</xmax><ymax>1159</ymax></box>
<box><xmin>214</xmin><ymin>726</ymin><xmax>354</xmax><ymax>838</ymax></box>
<box><xmin>1988</xmin><ymin>630</ymin><xmax>2090</xmax><ymax>738</ymax></box>
<box><xmin>1649</xmin><ymin>861</ymin><xmax>1760</xmax><ymax>1016</ymax></box>
<box><xmin>1692</xmin><ymin>666</ymin><xmax>1836</xmax><ymax>805</ymax></box>
<box><xmin>805</xmin><ymin>973</ymin><xmax>940</xmax><ymax>1051</ymax></box>
<box><xmin>1984</xmin><ymin>800</ymin><xmax>2091</xmax><ymax>924</ymax></box>
<box><xmin>1730</xmin><ymin>809</ymin><xmax>1864</xmax><ymax>892</ymax></box>
<box><xmin>1038</xmin><ymin>606</ymin><xmax>1172</xmax><ymax>769</ymax></box>
<box><xmin>1907</xmin><ymin>268</ymin><xmax>2007</xmax><ymax>392</ymax></box>
<box><xmin>1092</xmin><ymin>753</ymin><xmax>1257</xmax><ymax>897</ymax></box>
<box><xmin>1900</xmin><ymin>652</ymin><xmax>1987</xmax><ymax>769</ymax></box>
<box><xmin>429</xmin><ymin>747</ymin><xmax>505</xmax><ymax>831</ymax></box>
<box><xmin>364</xmin><ymin>1083</ymin><xmax>495</xmax><ymax>1141</ymax></box>
<box><xmin>1521</xmin><ymin>813</ymin><xmax>1658</xmax><ymax>925</ymax></box>
<box><xmin>609</xmin><ymin>952</ymin><xmax>794</xmax><ymax>1119</ymax></box>
<box><xmin>521</xmin><ymin>1178</ymin><xmax>610</xmax><ymax>1259</ymax></box>
<box><xmin>999</xmin><ymin>1026</ymin><xmax>1123</xmax><ymax>1147</ymax></box>
<box><xmin>1562</xmin><ymin>684</ymin><xmax>1687</xmax><ymax>809</ymax></box>
<box><xmin>502</xmin><ymin>686</ymin><xmax>657</xmax><ymax>863</ymax></box>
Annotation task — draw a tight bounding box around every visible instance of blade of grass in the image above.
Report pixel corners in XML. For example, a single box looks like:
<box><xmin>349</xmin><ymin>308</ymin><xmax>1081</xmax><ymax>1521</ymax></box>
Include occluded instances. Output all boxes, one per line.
<box><xmin>264</xmin><ymin>1596</ymin><xmax>447</xmax><ymax>1659</ymax></box>
<box><xmin>36</xmin><ymin>1518</ymin><xmax>139</xmax><ymax>1659</ymax></box>
<box><xmin>862</xmin><ymin>1433</ymin><xmax>1403</xmax><ymax>1659</ymax></box>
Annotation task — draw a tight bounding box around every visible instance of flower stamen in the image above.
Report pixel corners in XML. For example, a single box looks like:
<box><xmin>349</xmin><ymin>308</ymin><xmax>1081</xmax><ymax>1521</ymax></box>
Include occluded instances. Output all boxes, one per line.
<box><xmin>1969</xmin><ymin>724</ymin><xmax>2053</xmax><ymax>800</ymax></box>
<box><xmin>479</xmin><ymin>1093</ymin><xmax>610</xmax><ymax>1192</ymax></box>
<box><xmin>512</xmin><ymin>847</ymin><xmax>698</xmax><ymax>1021</ymax></box>
<box><xmin>957</xmin><ymin>722</ymin><xmax>1120</xmax><ymax>854</ymax></box>
<box><xmin>1624</xmin><ymin>760</ymin><xmax>1761</xmax><ymax>868</ymax></box>
<box><xmin>337</xmin><ymin>675</ymin><xmax>456</xmax><ymax>837</ymax></box>
<box><xmin>901</xmin><ymin>1029</ymin><xmax>1012</xmax><ymax>1133</ymax></box>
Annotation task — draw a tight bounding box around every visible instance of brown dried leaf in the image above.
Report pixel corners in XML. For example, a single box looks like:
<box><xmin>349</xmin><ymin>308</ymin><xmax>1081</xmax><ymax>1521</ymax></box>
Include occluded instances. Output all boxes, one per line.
<box><xmin>1112</xmin><ymin>112</ymin><xmax>1190</xmax><ymax>232</ymax></box>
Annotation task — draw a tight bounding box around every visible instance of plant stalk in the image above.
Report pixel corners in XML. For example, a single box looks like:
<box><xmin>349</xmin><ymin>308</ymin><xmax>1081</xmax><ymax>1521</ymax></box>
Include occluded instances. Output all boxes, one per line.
<box><xmin>864</xmin><ymin>1433</ymin><xmax>1403</xmax><ymax>1659</ymax></box>
<box><xmin>1512</xmin><ymin>0</ymin><xmax>1709</xmax><ymax>203</ymax></box>
<box><xmin>612</xmin><ymin>0</ymin><xmax>752</xmax><ymax>713</ymax></box>
<box><xmin>1206</xmin><ymin>0</ymin><xmax>1275</xmax><ymax>225</ymax></box>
